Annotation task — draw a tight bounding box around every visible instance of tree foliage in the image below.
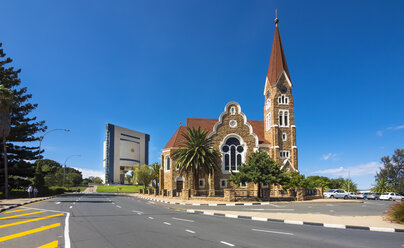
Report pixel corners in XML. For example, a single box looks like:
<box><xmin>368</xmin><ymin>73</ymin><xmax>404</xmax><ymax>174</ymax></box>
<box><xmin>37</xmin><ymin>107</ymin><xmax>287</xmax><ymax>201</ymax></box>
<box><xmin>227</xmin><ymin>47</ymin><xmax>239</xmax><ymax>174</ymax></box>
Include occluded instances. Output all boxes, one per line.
<box><xmin>229</xmin><ymin>151</ymin><xmax>288</xmax><ymax>198</ymax></box>
<box><xmin>0</xmin><ymin>43</ymin><xmax>46</xmax><ymax>195</ymax></box>
<box><xmin>282</xmin><ymin>171</ymin><xmax>306</xmax><ymax>190</ymax></box>
<box><xmin>375</xmin><ymin>149</ymin><xmax>403</xmax><ymax>194</ymax></box>
<box><xmin>150</xmin><ymin>162</ymin><xmax>160</xmax><ymax>189</ymax></box>
<box><xmin>341</xmin><ymin>178</ymin><xmax>358</xmax><ymax>192</ymax></box>
<box><xmin>172</xmin><ymin>127</ymin><xmax>221</xmax><ymax>191</ymax></box>
<box><xmin>135</xmin><ymin>165</ymin><xmax>153</xmax><ymax>189</ymax></box>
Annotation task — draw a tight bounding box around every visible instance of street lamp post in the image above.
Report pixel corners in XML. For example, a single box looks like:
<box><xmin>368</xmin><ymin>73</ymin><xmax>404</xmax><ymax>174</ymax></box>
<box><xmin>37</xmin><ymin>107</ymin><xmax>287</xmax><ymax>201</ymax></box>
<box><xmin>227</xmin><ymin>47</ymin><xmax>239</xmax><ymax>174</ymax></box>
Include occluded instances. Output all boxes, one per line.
<box><xmin>63</xmin><ymin>154</ymin><xmax>80</xmax><ymax>187</ymax></box>
<box><xmin>38</xmin><ymin>129</ymin><xmax>70</xmax><ymax>158</ymax></box>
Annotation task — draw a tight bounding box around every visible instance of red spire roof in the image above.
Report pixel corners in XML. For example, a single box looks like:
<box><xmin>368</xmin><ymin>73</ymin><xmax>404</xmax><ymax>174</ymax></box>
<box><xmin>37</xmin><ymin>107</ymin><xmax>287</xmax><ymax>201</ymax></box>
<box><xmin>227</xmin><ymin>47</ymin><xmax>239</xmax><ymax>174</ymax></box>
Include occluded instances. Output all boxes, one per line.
<box><xmin>266</xmin><ymin>23</ymin><xmax>291</xmax><ymax>86</ymax></box>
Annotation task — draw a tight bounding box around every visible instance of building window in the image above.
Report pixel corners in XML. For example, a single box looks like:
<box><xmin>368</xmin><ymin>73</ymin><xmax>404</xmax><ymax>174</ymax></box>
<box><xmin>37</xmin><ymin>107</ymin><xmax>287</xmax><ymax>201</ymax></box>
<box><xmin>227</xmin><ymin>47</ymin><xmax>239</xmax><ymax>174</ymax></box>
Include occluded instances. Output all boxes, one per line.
<box><xmin>265</xmin><ymin>113</ymin><xmax>271</xmax><ymax>131</ymax></box>
<box><xmin>230</xmin><ymin>106</ymin><xmax>236</xmax><ymax>115</ymax></box>
<box><xmin>165</xmin><ymin>156</ymin><xmax>171</xmax><ymax>171</ymax></box>
<box><xmin>199</xmin><ymin>179</ymin><xmax>205</xmax><ymax>188</ymax></box>
<box><xmin>222</xmin><ymin>137</ymin><xmax>244</xmax><ymax>172</ymax></box>
<box><xmin>282</xmin><ymin>133</ymin><xmax>287</xmax><ymax>141</ymax></box>
<box><xmin>265</xmin><ymin>99</ymin><xmax>271</xmax><ymax>110</ymax></box>
<box><xmin>220</xmin><ymin>179</ymin><xmax>227</xmax><ymax>188</ymax></box>
<box><xmin>279</xmin><ymin>150</ymin><xmax>290</xmax><ymax>159</ymax></box>
<box><xmin>279</xmin><ymin>110</ymin><xmax>289</xmax><ymax>127</ymax></box>
<box><xmin>278</xmin><ymin>94</ymin><xmax>289</xmax><ymax>105</ymax></box>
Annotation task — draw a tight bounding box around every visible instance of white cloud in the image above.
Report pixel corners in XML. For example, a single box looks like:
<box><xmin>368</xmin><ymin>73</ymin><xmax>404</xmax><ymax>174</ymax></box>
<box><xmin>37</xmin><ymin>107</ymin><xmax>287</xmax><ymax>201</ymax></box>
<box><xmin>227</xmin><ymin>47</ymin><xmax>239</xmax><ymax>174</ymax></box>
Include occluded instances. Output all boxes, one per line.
<box><xmin>377</xmin><ymin>125</ymin><xmax>404</xmax><ymax>136</ymax></box>
<box><xmin>313</xmin><ymin>161</ymin><xmax>381</xmax><ymax>177</ymax></box>
<box><xmin>321</xmin><ymin>153</ymin><xmax>337</xmax><ymax>160</ymax></box>
<box><xmin>74</xmin><ymin>167</ymin><xmax>105</xmax><ymax>183</ymax></box>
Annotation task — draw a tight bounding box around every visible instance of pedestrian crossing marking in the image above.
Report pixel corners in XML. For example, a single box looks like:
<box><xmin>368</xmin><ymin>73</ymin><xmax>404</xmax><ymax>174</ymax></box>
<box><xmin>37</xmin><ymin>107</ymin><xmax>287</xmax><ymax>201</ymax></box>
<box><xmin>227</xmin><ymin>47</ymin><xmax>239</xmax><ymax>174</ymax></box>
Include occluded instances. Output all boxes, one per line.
<box><xmin>0</xmin><ymin>213</ymin><xmax>64</xmax><ymax>229</ymax></box>
<box><xmin>0</xmin><ymin>211</ymin><xmax>47</xmax><ymax>220</ymax></box>
<box><xmin>0</xmin><ymin>223</ymin><xmax>60</xmax><ymax>242</ymax></box>
<box><xmin>3</xmin><ymin>208</ymin><xmax>31</xmax><ymax>214</ymax></box>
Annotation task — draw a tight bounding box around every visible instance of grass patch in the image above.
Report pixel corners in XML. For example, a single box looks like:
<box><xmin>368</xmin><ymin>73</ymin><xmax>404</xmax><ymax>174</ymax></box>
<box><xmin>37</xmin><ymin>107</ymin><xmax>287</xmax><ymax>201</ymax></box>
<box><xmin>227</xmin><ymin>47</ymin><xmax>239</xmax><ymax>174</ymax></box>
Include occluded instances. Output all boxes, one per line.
<box><xmin>96</xmin><ymin>185</ymin><xmax>148</xmax><ymax>193</ymax></box>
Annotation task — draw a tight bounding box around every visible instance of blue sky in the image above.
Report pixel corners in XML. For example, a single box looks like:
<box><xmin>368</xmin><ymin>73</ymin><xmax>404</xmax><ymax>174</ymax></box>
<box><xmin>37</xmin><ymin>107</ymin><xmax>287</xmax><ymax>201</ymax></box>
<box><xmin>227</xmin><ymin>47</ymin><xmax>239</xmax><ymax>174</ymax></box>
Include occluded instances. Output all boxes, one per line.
<box><xmin>1</xmin><ymin>1</ymin><xmax>403</xmax><ymax>189</ymax></box>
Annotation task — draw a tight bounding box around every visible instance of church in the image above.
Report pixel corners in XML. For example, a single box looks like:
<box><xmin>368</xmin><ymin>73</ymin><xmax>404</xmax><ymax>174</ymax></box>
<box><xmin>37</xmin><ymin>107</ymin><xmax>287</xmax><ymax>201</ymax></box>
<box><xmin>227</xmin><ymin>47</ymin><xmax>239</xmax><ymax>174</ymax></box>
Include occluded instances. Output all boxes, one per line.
<box><xmin>159</xmin><ymin>18</ymin><xmax>298</xmax><ymax>196</ymax></box>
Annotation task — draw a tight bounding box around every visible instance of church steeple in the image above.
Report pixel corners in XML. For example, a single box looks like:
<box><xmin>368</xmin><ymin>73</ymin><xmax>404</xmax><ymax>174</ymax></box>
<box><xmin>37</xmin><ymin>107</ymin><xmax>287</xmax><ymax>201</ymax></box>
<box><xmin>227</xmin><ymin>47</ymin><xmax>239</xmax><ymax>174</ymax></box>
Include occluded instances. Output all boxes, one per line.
<box><xmin>265</xmin><ymin>17</ymin><xmax>291</xmax><ymax>88</ymax></box>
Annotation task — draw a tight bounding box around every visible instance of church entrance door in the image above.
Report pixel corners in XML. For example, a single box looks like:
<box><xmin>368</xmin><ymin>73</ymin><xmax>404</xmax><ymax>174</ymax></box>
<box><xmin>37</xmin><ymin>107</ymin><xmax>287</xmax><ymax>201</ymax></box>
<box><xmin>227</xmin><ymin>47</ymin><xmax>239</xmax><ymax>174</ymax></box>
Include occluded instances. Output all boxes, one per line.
<box><xmin>176</xmin><ymin>180</ymin><xmax>183</xmax><ymax>191</ymax></box>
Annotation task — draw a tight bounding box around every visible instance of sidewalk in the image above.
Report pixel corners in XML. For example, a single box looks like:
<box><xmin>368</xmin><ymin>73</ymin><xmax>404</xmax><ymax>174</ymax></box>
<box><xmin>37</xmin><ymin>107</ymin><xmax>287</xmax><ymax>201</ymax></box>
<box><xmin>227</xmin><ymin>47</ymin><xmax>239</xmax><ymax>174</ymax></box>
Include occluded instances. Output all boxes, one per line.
<box><xmin>133</xmin><ymin>194</ymin><xmax>404</xmax><ymax>232</ymax></box>
<box><xmin>132</xmin><ymin>193</ymin><xmax>362</xmax><ymax>205</ymax></box>
<box><xmin>0</xmin><ymin>196</ymin><xmax>54</xmax><ymax>212</ymax></box>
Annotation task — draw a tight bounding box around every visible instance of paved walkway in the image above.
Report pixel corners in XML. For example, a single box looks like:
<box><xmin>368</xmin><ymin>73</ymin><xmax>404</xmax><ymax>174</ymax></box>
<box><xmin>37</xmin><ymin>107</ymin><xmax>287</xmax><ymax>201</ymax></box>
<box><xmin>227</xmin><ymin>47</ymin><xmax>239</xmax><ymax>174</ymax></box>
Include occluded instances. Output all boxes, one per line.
<box><xmin>83</xmin><ymin>186</ymin><xmax>98</xmax><ymax>193</ymax></box>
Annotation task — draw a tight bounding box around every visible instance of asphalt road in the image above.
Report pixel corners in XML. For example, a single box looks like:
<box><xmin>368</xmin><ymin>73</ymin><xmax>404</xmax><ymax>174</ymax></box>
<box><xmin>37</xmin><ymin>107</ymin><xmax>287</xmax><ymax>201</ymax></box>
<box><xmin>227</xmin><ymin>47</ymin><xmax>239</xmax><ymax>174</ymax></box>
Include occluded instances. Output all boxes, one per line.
<box><xmin>0</xmin><ymin>193</ymin><xmax>403</xmax><ymax>248</ymax></box>
<box><xmin>162</xmin><ymin>200</ymin><xmax>395</xmax><ymax>216</ymax></box>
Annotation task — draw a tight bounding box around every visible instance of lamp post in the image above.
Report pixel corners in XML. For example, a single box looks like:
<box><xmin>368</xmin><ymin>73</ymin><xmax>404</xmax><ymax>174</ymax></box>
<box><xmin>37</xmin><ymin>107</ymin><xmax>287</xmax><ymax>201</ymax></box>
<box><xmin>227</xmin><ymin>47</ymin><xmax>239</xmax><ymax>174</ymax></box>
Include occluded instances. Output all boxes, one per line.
<box><xmin>38</xmin><ymin>129</ymin><xmax>70</xmax><ymax>158</ymax></box>
<box><xmin>63</xmin><ymin>154</ymin><xmax>80</xmax><ymax>187</ymax></box>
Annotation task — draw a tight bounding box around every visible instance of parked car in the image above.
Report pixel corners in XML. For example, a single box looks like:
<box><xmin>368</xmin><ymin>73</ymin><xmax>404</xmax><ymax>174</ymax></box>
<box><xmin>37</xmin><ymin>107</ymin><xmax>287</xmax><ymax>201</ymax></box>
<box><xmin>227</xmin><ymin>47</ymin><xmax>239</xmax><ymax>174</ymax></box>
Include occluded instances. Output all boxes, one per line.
<box><xmin>347</xmin><ymin>192</ymin><xmax>359</xmax><ymax>199</ymax></box>
<box><xmin>356</xmin><ymin>193</ymin><xmax>365</xmax><ymax>199</ymax></box>
<box><xmin>323</xmin><ymin>189</ymin><xmax>349</xmax><ymax>199</ymax></box>
<box><xmin>380</xmin><ymin>192</ymin><xmax>404</xmax><ymax>201</ymax></box>
<box><xmin>366</xmin><ymin>193</ymin><xmax>382</xmax><ymax>200</ymax></box>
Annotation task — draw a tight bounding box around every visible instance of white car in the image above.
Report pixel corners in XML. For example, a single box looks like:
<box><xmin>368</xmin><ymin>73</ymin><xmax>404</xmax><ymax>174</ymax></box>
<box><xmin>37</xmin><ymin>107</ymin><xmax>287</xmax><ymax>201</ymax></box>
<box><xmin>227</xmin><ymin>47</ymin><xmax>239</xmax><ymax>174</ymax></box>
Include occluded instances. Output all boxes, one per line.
<box><xmin>380</xmin><ymin>192</ymin><xmax>404</xmax><ymax>201</ymax></box>
<box><xmin>323</xmin><ymin>189</ymin><xmax>349</xmax><ymax>199</ymax></box>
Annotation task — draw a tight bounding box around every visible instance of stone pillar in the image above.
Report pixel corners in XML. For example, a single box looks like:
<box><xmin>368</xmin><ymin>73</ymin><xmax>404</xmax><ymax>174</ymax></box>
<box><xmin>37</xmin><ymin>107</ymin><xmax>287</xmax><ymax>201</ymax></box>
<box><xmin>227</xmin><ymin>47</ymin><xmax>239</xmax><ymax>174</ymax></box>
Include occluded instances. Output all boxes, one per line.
<box><xmin>182</xmin><ymin>189</ymin><xmax>190</xmax><ymax>200</ymax></box>
<box><xmin>296</xmin><ymin>188</ymin><xmax>305</xmax><ymax>201</ymax></box>
<box><xmin>208</xmin><ymin>170</ymin><xmax>215</xmax><ymax>197</ymax></box>
<box><xmin>224</xmin><ymin>189</ymin><xmax>235</xmax><ymax>202</ymax></box>
<box><xmin>316</xmin><ymin>187</ymin><xmax>323</xmax><ymax>198</ymax></box>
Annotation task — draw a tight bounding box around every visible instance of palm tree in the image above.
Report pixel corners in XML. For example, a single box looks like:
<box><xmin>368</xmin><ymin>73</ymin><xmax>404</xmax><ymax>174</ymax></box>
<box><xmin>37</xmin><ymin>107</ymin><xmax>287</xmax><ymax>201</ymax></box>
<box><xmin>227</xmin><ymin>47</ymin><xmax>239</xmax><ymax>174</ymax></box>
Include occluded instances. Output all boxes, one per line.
<box><xmin>150</xmin><ymin>162</ymin><xmax>160</xmax><ymax>190</ymax></box>
<box><xmin>0</xmin><ymin>85</ymin><xmax>13</xmax><ymax>199</ymax></box>
<box><xmin>171</xmin><ymin>127</ymin><xmax>221</xmax><ymax>195</ymax></box>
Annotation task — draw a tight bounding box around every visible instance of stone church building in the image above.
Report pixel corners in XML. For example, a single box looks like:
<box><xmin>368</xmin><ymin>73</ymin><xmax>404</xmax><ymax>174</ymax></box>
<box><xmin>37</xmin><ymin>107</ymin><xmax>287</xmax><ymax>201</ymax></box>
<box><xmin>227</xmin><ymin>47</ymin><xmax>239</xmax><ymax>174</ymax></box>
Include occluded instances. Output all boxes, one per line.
<box><xmin>159</xmin><ymin>19</ymin><xmax>298</xmax><ymax>196</ymax></box>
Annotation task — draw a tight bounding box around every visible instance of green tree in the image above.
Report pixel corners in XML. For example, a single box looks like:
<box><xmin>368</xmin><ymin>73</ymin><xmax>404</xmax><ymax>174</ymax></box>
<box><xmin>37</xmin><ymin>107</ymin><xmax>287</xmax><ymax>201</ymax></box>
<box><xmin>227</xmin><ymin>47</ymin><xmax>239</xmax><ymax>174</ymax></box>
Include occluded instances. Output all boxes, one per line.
<box><xmin>172</xmin><ymin>127</ymin><xmax>221</xmax><ymax>192</ymax></box>
<box><xmin>304</xmin><ymin>176</ymin><xmax>331</xmax><ymax>190</ymax></box>
<box><xmin>92</xmin><ymin>177</ymin><xmax>103</xmax><ymax>184</ymax></box>
<box><xmin>372</xmin><ymin>178</ymin><xmax>393</xmax><ymax>193</ymax></box>
<box><xmin>135</xmin><ymin>165</ymin><xmax>153</xmax><ymax>189</ymax></box>
<box><xmin>0</xmin><ymin>84</ymin><xmax>13</xmax><ymax>198</ymax></box>
<box><xmin>376</xmin><ymin>149</ymin><xmax>403</xmax><ymax>194</ymax></box>
<box><xmin>282</xmin><ymin>171</ymin><xmax>306</xmax><ymax>190</ymax></box>
<box><xmin>341</xmin><ymin>178</ymin><xmax>358</xmax><ymax>192</ymax></box>
<box><xmin>150</xmin><ymin>162</ymin><xmax>160</xmax><ymax>189</ymax></box>
<box><xmin>0</xmin><ymin>43</ymin><xmax>47</xmax><ymax>196</ymax></box>
<box><xmin>33</xmin><ymin>162</ymin><xmax>46</xmax><ymax>194</ymax></box>
<box><xmin>229</xmin><ymin>151</ymin><xmax>288</xmax><ymax>198</ymax></box>
<box><xmin>329</xmin><ymin>178</ymin><xmax>345</xmax><ymax>189</ymax></box>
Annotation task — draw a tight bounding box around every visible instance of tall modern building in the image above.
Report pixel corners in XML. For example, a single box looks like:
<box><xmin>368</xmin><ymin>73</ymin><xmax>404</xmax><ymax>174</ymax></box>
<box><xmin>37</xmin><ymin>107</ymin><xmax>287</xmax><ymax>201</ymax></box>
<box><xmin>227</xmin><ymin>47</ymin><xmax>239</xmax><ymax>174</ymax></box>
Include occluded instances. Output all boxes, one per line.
<box><xmin>103</xmin><ymin>123</ymin><xmax>150</xmax><ymax>184</ymax></box>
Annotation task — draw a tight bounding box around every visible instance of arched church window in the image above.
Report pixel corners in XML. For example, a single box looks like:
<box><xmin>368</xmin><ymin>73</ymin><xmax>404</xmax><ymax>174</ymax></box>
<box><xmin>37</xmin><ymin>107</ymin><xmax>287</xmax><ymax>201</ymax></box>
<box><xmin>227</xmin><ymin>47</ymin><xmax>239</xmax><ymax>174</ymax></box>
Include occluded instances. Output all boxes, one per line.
<box><xmin>166</xmin><ymin>157</ymin><xmax>171</xmax><ymax>171</ymax></box>
<box><xmin>230</xmin><ymin>106</ymin><xmax>236</xmax><ymax>115</ymax></box>
<box><xmin>222</xmin><ymin>137</ymin><xmax>244</xmax><ymax>171</ymax></box>
<box><xmin>265</xmin><ymin>99</ymin><xmax>271</xmax><ymax>110</ymax></box>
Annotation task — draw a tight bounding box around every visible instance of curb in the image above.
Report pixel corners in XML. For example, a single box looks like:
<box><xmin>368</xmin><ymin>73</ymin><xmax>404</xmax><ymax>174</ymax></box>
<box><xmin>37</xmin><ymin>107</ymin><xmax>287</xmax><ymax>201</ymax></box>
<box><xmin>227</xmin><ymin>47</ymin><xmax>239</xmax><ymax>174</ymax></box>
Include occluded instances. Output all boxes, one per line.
<box><xmin>136</xmin><ymin>195</ymin><xmax>404</xmax><ymax>234</ymax></box>
<box><xmin>0</xmin><ymin>196</ymin><xmax>56</xmax><ymax>213</ymax></box>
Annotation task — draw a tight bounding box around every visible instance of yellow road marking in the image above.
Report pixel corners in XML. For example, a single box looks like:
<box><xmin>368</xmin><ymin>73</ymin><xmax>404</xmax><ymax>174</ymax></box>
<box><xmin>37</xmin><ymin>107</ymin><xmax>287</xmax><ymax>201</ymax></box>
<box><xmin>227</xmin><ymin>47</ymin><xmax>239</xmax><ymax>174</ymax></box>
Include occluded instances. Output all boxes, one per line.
<box><xmin>3</xmin><ymin>209</ymin><xmax>30</xmax><ymax>214</ymax></box>
<box><xmin>0</xmin><ymin>213</ymin><xmax>64</xmax><ymax>229</ymax></box>
<box><xmin>0</xmin><ymin>211</ymin><xmax>47</xmax><ymax>220</ymax></box>
<box><xmin>37</xmin><ymin>240</ymin><xmax>58</xmax><ymax>248</ymax></box>
<box><xmin>0</xmin><ymin>223</ymin><xmax>60</xmax><ymax>242</ymax></box>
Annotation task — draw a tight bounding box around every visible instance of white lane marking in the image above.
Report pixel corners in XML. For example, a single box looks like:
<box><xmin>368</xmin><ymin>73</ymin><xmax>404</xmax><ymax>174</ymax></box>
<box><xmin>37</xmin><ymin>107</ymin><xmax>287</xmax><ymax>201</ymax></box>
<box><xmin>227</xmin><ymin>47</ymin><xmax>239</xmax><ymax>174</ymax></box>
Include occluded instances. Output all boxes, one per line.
<box><xmin>326</xmin><ymin>204</ymin><xmax>335</xmax><ymax>207</ymax></box>
<box><xmin>284</xmin><ymin>220</ymin><xmax>303</xmax><ymax>225</ymax></box>
<box><xmin>75</xmin><ymin>199</ymin><xmax>79</xmax><ymax>202</ymax></box>
<box><xmin>172</xmin><ymin>217</ymin><xmax>194</xmax><ymax>222</ymax></box>
<box><xmin>132</xmin><ymin>210</ymin><xmax>143</xmax><ymax>214</ymax></box>
<box><xmin>55</xmin><ymin>202</ymin><xmax>61</xmax><ymax>205</ymax></box>
<box><xmin>324</xmin><ymin>223</ymin><xmax>346</xmax><ymax>229</ymax></box>
<box><xmin>329</xmin><ymin>210</ymin><xmax>335</xmax><ymax>212</ymax></box>
<box><xmin>163</xmin><ymin>222</ymin><xmax>171</xmax><ymax>225</ymax></box>
<box><xmin>186</xmin><ymin>210</ymin><xmax>195</xmax><ymax>213</ymax></box>
<box><xmin>73</xmin><ymin>202</ymin><xmax>76</xmax><ymax>205</ymax></box>
<box><xmin>148</xmin><ymin>217</ymin><xmax>154</xmax><ymax>219</ymax></box>
<box><xmin>69</xmin><ymin>206</ymin><xmax>73</xmax><ymax>209</ymax></box>
<box><xmin>220</xmin><ymin>241</ymin><xmax>235</xmax><ymax>247</ymax></box>
<box><xmin>112</xmin><ymin>202</ymin><xmax>115</xmax><ymax>204</ymax></box>
<box><xmin>116</xmin><ymin>206</ymin><xmax>122</xmax><ymax>208</ymax></box>
<box><xmin>252</xmin><ymin>228</ymin><xmax>294</xmax><ymax>235</ymax></box>
<box><xmin>185</xmin><ymin>229</ymin><xmax>196</xmax><ymax>234</ymax></box>
<box><xmin>65</xmin><ymin>212</ymin><xmax>71</xmax><ymax>248</ymax></box>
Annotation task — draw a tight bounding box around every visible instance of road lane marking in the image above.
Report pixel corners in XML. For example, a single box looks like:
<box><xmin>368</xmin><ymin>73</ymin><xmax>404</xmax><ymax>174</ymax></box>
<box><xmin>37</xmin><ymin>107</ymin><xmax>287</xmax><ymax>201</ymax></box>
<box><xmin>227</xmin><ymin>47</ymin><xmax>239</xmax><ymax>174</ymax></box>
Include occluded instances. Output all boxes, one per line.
<box><xmin>132</xmin><ymin>210</ymin><xmax>143</xmax><ymax>214</ymax></box>
<box><xmin>185</xmin><ymin>229</ymin><xmax>195</xmax><ymax>234</ymax></box>
<box><xmin>55</xmin><ymin>202</ymin><xmax>61</xmax><ymax>205</ymax></box>
<box><xmin>23</xmin><ymin>198</ymin><xmax>53</xmax><ymax>207</ymax></box>
<box><xmin>163</xmin><ymin>222</ymin><xmax>171</xmax><ymax>225</ymax></box>
<box><xmin>3</xmin><ymin>208</ymin><xmax>30</xmax><ymax>214</ymax></box>
<box><xmin>37</xmin><ymin>240</ymin><xmax>58</xmax><ymax>248</ymax></box>
<box><xmin>252</xmin><ymin>228</ymin><xmax>294</xmax><ymax>235</ymax></box>
<box><xmin>116</xmin><ymin>206</ymin><xmax>122</xmax><ymax>208</ymax></box>
<box><xmin>148</xmin><ymin>217</ymin><xmax>154</xmax><ymax>219</ymax></box>
<box><xmin>172</xmin><ymin>217</ymin><xmax>194</xmax><ymax>222</ymax></box>
<box><xmin>220</xmin><ymin>241</ymin><xmax>235</xmax><ymax>247</ymax></box>
<box><xmin>73</xmin><ymin>202</ymin><xmax>76</xmax><ymax>205</ymax></box>
<box><xmin>0</xmin><ymin>223</ymin><xmax>60</xmax><ymax>242</ymax></box>
<box><xmin>65</xmin><ymin>212</ymin><xmax>71</xmax><ymax>248</ymax></box>
<box><xmin>0</xmin><ymin>213</ymin><xmax>64</xmax><ymax>229</ymax></box>
<box><xmin>69</xmin><ymin>206</ymin><xmax>73</xmax><ymax>209</ymax></box>
<box><xmin>0</xmin><ymin>211</ymin><xmax>47</xmax><ymax>220</ymax></box>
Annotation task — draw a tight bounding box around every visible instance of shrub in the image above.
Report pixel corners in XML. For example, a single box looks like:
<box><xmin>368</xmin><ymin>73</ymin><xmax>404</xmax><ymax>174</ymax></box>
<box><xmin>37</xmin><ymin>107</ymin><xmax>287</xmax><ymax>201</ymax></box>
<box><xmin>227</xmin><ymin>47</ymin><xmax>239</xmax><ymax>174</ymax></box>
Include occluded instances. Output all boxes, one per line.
<box><xmin>387</xmin><ymin>201</ymin><xmax>404</xmax><ymax>224</ymax></box>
